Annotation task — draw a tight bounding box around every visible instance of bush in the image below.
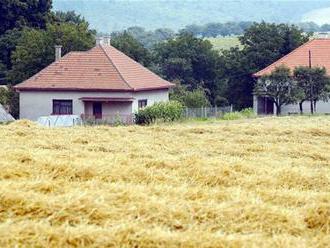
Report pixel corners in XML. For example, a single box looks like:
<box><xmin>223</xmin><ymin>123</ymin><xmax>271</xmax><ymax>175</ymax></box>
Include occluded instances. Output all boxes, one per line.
<box><xmin>170</xmin><ymin>83</ymin><xmax>210</xmax><ymax>108</ymax></box>
<box><xmin>222</xmin><ymin>108</ymin><xmax>256</xmax><ymax>120</ymax></box>
<box><xmin>135</xmin><ymin>101</ymin><xmax>184</xmax><ymax>125</ymax></box>
<box><xmin>222</xmin><ymin>111</ymin><xmax>243</xmax><ymax>120</ymax></box>
<box><xmin>240</xmin><ymin>108</ymin><xmax>256</xmax><ymax>118</ymax></box>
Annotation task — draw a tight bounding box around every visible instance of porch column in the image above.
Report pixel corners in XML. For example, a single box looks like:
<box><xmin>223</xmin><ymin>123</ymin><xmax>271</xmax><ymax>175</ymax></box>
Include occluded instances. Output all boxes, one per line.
<box><xmin>253</xmin><ymin>95</ymin><xmax>258</xmax><ymax>114</ymax></box>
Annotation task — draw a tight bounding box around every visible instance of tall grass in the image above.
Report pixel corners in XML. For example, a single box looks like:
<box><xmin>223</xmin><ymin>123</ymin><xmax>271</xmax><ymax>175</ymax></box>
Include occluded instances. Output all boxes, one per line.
<box><xmin>0</xmin><ymin>117</ymin><xmax>329</xmax><ymax>247</ymax></box>
<box><xmin>222</xmin><ymin>108</ymin><xmax>256</xmax><ymax>120</ymax></box>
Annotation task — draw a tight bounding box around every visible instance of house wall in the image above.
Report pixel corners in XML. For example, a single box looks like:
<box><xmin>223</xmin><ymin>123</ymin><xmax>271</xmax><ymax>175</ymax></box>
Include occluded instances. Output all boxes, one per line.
<box><xmin>253</xmin><ymin>96</ymin><xmax>330</xmax><ymax>115</ymax></box>
<box><xmin>19</xmin><ymin>89</ymin><xmax>170</xmax><ymax>121</ymax></box>
<box><xmin>282</xmin><ymin>101</ymin><xmax>330</xmax><ymax>114</ymax></box>
<box><xmin>132</xmin><ymin>90</ymin><xmax>169</xmax><ymax>113</ymax></box>
<box><xmin>19</xmin><ymin>91</ymin><xmax>133</xmax><ymax>121</ymax></box>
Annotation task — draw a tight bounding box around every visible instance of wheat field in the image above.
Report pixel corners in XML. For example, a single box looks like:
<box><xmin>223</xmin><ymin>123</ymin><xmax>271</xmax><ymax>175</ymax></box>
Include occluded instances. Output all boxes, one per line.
<box><xmin>0</xmin><ymin>117</ymin><xmax>329</xmax><ymax>247</ymax></box>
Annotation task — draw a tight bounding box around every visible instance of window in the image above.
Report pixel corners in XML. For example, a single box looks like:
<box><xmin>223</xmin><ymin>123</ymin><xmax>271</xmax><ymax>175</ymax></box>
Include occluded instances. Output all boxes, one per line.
<box><xmin>138</xmin><ymin>99</ymin><xmax>148</xmax><ymax>109</ymax></box>
<box><xmin>53</xmin><ymin>100</ymin><xmax>73</xmax><ymax>115</ymax></box>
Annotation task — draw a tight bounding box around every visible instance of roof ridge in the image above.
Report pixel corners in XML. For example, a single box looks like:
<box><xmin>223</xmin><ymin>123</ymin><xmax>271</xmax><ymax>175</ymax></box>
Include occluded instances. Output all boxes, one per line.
<box><xmin>99</xmin><ymin>45</ymin><xmax>133</xmax><ymax>90</ymax></box>
<box><xmin>253</xmin><ymin>38</ymin><xmax>316</xmax><ymax>77</ymax></box>
<box><xmin>106</xmin><ymin>44</ymin><xmax>170</xmax><ymax>83</ymax></box>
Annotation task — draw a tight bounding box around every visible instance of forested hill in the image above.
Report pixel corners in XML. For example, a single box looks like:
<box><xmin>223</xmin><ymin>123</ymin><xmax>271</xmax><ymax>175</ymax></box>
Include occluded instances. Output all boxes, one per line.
<box><xmin>53</xmin><ymin>0</ymin><xmax>330</xmax><ymax>32</ymax></box>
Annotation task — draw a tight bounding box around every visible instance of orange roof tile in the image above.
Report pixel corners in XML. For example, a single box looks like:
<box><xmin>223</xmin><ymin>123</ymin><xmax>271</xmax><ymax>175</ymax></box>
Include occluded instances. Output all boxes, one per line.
<box><xmin>15</xmin><ymin>45</ymin><xmax>174</xmax><ymax>92</ymax></box>
<box><xmin>253</xmin><ymin>39</ymin><xmax>330</xmax><ymax>77</ymax></box>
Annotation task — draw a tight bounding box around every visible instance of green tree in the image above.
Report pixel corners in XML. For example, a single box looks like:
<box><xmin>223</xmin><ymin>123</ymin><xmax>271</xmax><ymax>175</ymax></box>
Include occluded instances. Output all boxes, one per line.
<box><xmin>111</xmin><ymin>31</ymin><xmax>152</xmax><ymax>67</ymax></box>
<box><xmin>53</xmin><ymin>11</ymin><xmax>86</xmax><ymax>25</ymax></box>
<box><xmin>0</xmin><ymin>29</ymin><xmax>23</xmax><ymax>79</ymax></box>
<box><xmin>294</xmin><ymin>66</ymin><xmax>330</xmax><ymax>114</ymax></box>
<box><xmin>153</xmin><ymin>32</ymin><xmax>222</xmax><ymax>104</ymax></box>
<box><xmin>222</xmin><ymin>22</ymin><xmax>310</xmax><ymax>109</ymax></box>
<box><xmin>0</xmin><ymin>87</ymin><xmax>8</xmax><ymax>105</ymax></box>
<box><xmin>254</xmin><ymin>66</ymin><xmax>298</xmax><ymax>115</ymax></box>
<box><xmin>0</xmin><ymin>0</ymin><xmax>52</xmax><ymax>35</ymax></box>
<box><xmin>7</xmin><ymin>23</ymin><xmax>95</xmax><ymax>85</ymax></box>
<box><xmin>170</xmin><ymin>82</ymin><xmax>210</xmax><ymax>108</ymax></box>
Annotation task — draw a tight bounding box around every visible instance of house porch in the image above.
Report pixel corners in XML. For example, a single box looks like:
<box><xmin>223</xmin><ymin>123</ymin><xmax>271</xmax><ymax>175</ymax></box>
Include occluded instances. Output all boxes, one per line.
<box><xmin>80</xmin><ymin>97</ymin><xmax>134</xmax><ymax>124</ymax></box>
<box><xmin>253</xmin><ymin>95</ymin><xmax>275</xmax><ymax>115</ymax></box>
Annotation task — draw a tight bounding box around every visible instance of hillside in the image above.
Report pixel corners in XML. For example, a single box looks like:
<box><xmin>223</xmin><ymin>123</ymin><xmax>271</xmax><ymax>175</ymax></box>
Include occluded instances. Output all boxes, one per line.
<box><xmin>53</xmin><ymin>0</ymin><xmax>330</xmax><ymax>32</ymax></box>
<box><xmin>0</xmin><ymin>117</ymin><xmax>329</xmax><ymax>247</ymax></box>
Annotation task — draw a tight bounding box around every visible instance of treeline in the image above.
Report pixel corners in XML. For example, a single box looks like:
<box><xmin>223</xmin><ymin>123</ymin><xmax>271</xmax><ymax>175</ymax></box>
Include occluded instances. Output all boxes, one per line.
<box><xmin>0</xmin><ymin>1</ymin><xmax>96</xmax><ymax>118</ymax></box>
<box><xmin>182</xmin><ymin>21</ymin><xmax>330</xmax><ymax>38</ymax></box>
<box><xmin>181</xmin><ymin>22</ymin><xmax>254</xmax><ymax>37</ymax></box>
<box><xmin>109</xmin><ymin>27</ymin><xmax>175</xmax><ymax>49</ymax></box>
<box><xmin>108</xmin><ymin>21</ymin><xmax>330</xmax><ymax>49</ymax></box>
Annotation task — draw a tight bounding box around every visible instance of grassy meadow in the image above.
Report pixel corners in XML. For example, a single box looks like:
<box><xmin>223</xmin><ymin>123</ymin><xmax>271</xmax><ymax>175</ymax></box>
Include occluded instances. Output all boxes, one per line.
<box><xmin>0</xmin><ymin>117</ymin><xmax>329</xmax><ymax>247</ymax></box>
<box><xmin>208</xmin><ymin>36</ymin><xmax>242</xmax><ymax>50</ymax></box>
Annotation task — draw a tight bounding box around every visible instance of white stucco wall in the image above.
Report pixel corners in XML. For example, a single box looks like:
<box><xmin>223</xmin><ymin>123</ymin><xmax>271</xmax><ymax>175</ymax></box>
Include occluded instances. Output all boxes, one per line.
<box><xmin>132</xmin><ymin>90</ymin><xmax>169</xmax><ymax>113</ymax></box>
<box><xmin>19</xmin><ymin>91</ymin><xmax>133</xmax><ymax>121</ymax></box>
<box><xmin>19</xmin><ymin>89</ymin><xmax>170</xmax><ymax>120</ymax></box>
<box><xmin>253</xmin><ymin>96</ymin><xmax>330</xmax><ymax>115</ymax></box>
<box><xmin>282</xmin><ymin>101</ymin><xmax>330</xmax><ymax>114</ymax></box>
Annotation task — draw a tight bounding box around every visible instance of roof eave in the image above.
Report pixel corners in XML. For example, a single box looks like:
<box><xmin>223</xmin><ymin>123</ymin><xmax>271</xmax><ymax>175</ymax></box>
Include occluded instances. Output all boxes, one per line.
<box><xmin>15</xmin><ymin>85</ymin><xmax>173</xmax><ymax>92</ymax></box>
<box><xmin>14</xmin><ymin>87</ymin><xmax>133</xmax><ymax>92</ymax></box>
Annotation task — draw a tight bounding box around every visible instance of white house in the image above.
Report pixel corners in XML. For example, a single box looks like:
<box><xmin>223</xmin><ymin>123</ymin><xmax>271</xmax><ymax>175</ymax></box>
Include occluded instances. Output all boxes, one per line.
<box><xmin>15</xmin><ymin>38</ymin><xmax>174</xmax><ymax>123</ymax></box>
<box><xmin>253</xmin><ymin>38</ymin><xmax>330</xmax><ymax>115</ymax></box>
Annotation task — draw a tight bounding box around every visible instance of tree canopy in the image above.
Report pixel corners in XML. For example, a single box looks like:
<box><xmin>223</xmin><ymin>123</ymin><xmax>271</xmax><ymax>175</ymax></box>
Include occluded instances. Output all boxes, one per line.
<box><xmin>294</xmin><ymin>66</ymin><xmax>330</xmax><ymax>114</ymax></box>
<box><xmin>7</xmin><ymin>23</ymin><xmax>95</xmax><ymax>85</ymax></box>
<box><xmin>110</xmin><ymin>32</ymin><xmax>152</xmax><ymax>67</ymax></box>
<box><xmin>0</xmin><ymin>0</ymin><xmax>52</xmax><ymax>35</ymax></box>
<box><xmin>220</xmin><ymin>22</ymin><xmax>310</xmax><ymax>109</ymax></box>
<box><xmin>153</xmin><ymin>33</ymin><xmax>222</xmax><ymax>105</ymax></box>
<box><xmin>255</xmin><ymin>66</ymin><xmax>298</xmax><ymax>115</ymax></box>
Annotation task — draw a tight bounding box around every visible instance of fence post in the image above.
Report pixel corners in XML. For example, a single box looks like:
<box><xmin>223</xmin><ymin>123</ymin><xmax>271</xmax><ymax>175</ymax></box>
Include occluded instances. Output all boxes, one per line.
<box><xmin>230</xmin><ymin>105</ymin><xmax>233</xmax><ymax>113</ymax></box>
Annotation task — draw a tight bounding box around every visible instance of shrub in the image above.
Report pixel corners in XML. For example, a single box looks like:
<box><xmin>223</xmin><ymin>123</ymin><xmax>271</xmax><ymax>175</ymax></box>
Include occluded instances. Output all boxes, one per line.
<box><xmin>135</xmin><ymin>101</ymin><xmax>184</xmax><ymax>125</ymax></box>
<box><xmin>170</xmin><ymin>83</ymin><xmax>210</xmax><ymax>108</ymax></box>
<box><xmin>222</xmin><ymin>111</ymin><xmax>243</xmax><ymax>120</ymax></box>
<box><xmin>222</xmin><ymin>108</ymin><xmax>256</xmax><ymax>120</ymax></box>
<box><xmin>240</xmin><ymin>108</ymin><xmax>256</xmax><ymax>118</ymax></box>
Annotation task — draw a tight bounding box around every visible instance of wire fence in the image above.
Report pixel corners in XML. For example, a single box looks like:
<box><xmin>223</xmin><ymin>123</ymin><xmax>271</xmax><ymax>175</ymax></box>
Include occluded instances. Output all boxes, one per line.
<box><xmin>80</xmin><ymin>106</ymin><xmax>233</xmax><ymax>126</ymax></box>
<box><xmin>183</xmin><ymin>106</ymin><xmax>233</xmax><ymax>119</ymax></box>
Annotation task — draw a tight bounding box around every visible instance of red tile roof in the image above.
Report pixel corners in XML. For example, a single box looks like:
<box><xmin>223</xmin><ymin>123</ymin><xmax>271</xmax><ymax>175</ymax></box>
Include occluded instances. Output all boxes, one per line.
<box><xmin>253</xmin><ymin>39</ymin><xmax>330</xmax><ymax>77</ymax></box>
<box><xmin>15</xmin><ymin>44</ymin><xmax>174</xmax><ymax>92</ymax></box>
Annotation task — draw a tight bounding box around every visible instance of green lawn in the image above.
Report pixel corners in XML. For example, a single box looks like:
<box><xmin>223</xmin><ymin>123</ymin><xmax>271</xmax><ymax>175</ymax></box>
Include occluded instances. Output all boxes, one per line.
<box><xmin>208</xmin><ymin>36</ymin><xmax>242</xmax><ymax>51</ymax></box>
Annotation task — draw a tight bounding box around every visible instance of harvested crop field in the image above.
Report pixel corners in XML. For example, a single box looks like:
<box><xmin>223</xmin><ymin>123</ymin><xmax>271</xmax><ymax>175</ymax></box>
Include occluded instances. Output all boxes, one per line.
<box><xmin>0</xmin><ymin>117</ymin><xmax>330</xmax><ymax>247</ymax></box>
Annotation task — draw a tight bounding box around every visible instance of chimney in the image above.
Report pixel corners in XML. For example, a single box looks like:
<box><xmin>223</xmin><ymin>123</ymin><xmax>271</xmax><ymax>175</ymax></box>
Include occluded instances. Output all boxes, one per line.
<box><xmin>96</xmin><ymin>37</ymin><xmax>103</xmax><ymax>46</ymax></box>
<box><xmin>103</xmin><ymin>36</ymin><xmax>111</xmax><ymax>46</ymax></box>
<box><xmin>55</xmin><ymin>45</ymin><xmax>62</xmax><ymax>62</ymax></box>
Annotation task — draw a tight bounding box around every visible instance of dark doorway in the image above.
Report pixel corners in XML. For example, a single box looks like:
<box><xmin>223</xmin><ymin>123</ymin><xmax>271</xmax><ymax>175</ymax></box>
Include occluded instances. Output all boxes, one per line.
<box><xmin>93</xmin><ymin>102</ymin><xmax>102</xmax><ymax>119</ymax></box>
<box><xmin>257</xmin><ymin>97</ymin><xmax>274</xmax><ymax>115</ymax></box>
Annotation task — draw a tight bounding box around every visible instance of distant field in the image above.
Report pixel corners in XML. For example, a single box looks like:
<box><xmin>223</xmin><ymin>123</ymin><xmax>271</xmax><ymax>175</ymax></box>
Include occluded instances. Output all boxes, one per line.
<box><xmin>208</xmin><ymin>36</ymin><xmax>242</xmax><ymax>51</ymax></box>
<box><xmin>0</xmin><ymin>117</ymin><xmax>330</xmax><ymax>247</ymax></box>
